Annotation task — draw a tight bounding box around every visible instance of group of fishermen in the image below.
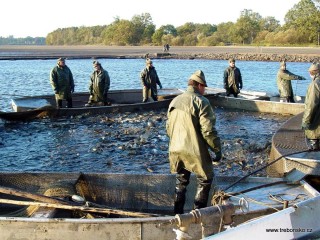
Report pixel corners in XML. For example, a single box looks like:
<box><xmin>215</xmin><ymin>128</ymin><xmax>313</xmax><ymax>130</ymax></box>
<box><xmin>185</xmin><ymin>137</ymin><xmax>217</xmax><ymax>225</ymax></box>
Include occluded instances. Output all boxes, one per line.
<box><xmin>50</xmin><ymin>57</ymin><xmax>163</xmax><ymax>107</ymax></box>
<box><xmin>50</xmin><ymin>56</ymin><xmax>320</xmax><ymax>214</ymax></box>
<box><xmin>50</xmin><ymin>58</ymin><xmax>110</xmax><ymax>108</ymax></box>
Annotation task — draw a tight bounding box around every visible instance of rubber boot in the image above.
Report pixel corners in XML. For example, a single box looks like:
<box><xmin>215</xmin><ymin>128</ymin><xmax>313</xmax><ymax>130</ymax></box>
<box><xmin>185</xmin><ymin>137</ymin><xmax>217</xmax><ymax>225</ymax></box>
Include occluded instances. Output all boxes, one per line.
<box><xmin>174</xmin><ymin>188</ymin><xmax>186</xmax><ymax>214</ymax></box>
<box><xmin>67</xmin><ymin>98</ymin><xmax>73</xmax><ymax>108</ymax></box>
<box><xmin>193</xmin><ymin>179</ymin><xmax>212</xmax><ymax>210</ymax></box>
<box><xmin>174</xmin><ymin>168</ymin><xmax>191</xmax><ymax>214</ymax></box>
<box><xmin>56</xmin><ymin>99</ymin><xmax>62</xmax><ymax>108</ymax></box>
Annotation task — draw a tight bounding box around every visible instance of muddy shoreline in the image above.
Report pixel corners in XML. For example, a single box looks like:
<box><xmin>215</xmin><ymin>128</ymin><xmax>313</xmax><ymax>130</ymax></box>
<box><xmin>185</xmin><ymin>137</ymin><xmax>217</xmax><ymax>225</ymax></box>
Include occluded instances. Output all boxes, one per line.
<box><xmin>0</xmin><ymin>45</ymin><xmax>319</xmax><ymax>62</ymax></box>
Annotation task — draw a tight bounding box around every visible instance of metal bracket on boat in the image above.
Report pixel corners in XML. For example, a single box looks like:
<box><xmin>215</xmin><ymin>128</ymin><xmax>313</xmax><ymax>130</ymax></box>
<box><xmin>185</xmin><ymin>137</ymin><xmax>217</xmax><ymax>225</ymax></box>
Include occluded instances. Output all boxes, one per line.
<box><xmin>238</xmin><ymin>197</ymin><xmax>249</xmax><ymax>213</ymax></box>
<box><xmin>170</xmin><ymin>203</ymin><xmax>236</xmax><ymax>240</ymax></box>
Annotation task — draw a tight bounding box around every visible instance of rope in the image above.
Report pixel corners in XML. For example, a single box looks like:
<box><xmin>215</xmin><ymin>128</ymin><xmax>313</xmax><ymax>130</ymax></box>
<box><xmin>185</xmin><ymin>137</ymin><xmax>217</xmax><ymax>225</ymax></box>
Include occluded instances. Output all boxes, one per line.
<box><xmin>268</xmin><ymin>193</ymin><xmax>308</xmax><ymax>204</ymax></box>
<box><xmin>223</xmin><ymin>149</ymin><xmax>311</xmax><ymax>192</ymax></box>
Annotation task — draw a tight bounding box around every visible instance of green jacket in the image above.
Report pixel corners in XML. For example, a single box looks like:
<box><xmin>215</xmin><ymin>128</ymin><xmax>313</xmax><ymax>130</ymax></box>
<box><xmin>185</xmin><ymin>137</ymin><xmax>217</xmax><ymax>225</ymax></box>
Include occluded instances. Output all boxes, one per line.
<box><xmin>302</xmin><ymin>76</ymin><xmax>320</xmax><ymax>139</ymax></box>
<box><xmin>140</xmin><ymin>66</ymin><xmax>162</xmax><ymax>93</ymax></box>
<box><xmin>50</xmin><ymin>64</ymin><xmax>74</xmax><ymax>100</ymax></box>
<box><xmin>277</xmin><ymin>69</ymin><xmax>302</xmax><ymax>98</ymax></box>
<box><xmin>223</xmin><ymin>67</ymin><xmax>242</xmax><ymax>92</ymax></box>
<box><xmin>166</xmin><ymin>86</ymin><xmax>221</xmax><ymax>180</ymax></box>
<box><xmin>89</xmin><ymin>68</ymin><xmax>110</xmax><ymax>102</ymax></box>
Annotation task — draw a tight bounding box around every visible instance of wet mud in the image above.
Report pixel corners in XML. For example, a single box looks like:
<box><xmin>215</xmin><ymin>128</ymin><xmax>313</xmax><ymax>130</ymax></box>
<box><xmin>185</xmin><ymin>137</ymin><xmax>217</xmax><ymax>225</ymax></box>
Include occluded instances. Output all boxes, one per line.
<box><xmin>0</xmin><ymin>108</ymin><xmax>289</xmax><ymax>177</ymax></box>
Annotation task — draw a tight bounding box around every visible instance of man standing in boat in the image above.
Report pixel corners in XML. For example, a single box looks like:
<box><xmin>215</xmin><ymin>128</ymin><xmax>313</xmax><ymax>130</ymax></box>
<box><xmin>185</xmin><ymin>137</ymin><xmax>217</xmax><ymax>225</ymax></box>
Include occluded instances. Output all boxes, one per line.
<box><xmin>50</xmin><ymin>57</ymin><xmax>75</xmax><ymax>108</ymax></box>
<box><xmin>140</xmin><ymin>58</ymin><xmax>162</xmax><ymax>102</ymax></box>
<box><xmin>223</xmin><ymin>58</ymin><xmax>243</xmax><ymax>97</ymax></box>
<box><xmin>277</xmin><ymin>61</ymin><xmax>306</xmax><ymax>103</ymax></box>
<box><xmin>85</xmin><ymin>60</ymin><xmax>111</xmax><ymax>106</ymax></box>
<box><xmin>302</xmin><ymin>62</ymin><xmax>320</xmax><ymax>150</ymax></box>
<box><xmin>166</xmin><ymin>70</ymin><xmax>222</xmax><ymax>214</ymax></box>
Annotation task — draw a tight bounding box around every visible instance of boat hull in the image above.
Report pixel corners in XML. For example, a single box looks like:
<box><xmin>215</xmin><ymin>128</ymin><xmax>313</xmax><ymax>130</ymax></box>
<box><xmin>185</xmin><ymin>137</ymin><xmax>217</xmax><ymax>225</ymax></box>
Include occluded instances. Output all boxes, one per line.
<box><xmin>2</xmin><ymin>88</ymin><xmax>305</xmax><ymax>121</ymax></box>
<box><xmin>0</xmin><ymin>172</ymin><xmax>317</xmax><ymax>240</ymax></box>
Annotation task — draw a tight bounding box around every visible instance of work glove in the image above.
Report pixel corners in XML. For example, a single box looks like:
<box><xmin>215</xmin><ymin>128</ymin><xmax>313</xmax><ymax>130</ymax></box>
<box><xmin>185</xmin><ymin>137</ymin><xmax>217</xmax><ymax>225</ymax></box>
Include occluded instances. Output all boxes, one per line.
<box><xmin>301</xmin><ymin>122</ymin><xmax>311</xmax><ymax>130</ymax></box>
<box><xmin>212</xmin><ymin>151</ymin><xmax>222</xmax><ymax>162</ymax></box>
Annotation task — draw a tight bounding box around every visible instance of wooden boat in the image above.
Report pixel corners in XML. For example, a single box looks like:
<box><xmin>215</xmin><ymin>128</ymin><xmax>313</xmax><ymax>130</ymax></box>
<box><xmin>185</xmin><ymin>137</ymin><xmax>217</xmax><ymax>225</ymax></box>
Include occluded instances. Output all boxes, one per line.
<box><xmin>0</xmin><ymin>88</ymin><xmax>305</xmax><ymax>121</ymax></box>
<box><xmin>0</xmin><ymin>172</ymin><xmax>318</xmax><ymax>240</ymax></box>
<box><xmin>205</xmin><ymin>194</ymin><xmax>320</xmax><ymax>240</ymax></box>
<box><xmin>205</xmin><ymin>87</ymin><xmax>305</xmax><ymax>116</ymax></box>
<box><xmin>0</xmin><ymin>89</ymin><xmax>183</xmax><ymax>121</ymax></box>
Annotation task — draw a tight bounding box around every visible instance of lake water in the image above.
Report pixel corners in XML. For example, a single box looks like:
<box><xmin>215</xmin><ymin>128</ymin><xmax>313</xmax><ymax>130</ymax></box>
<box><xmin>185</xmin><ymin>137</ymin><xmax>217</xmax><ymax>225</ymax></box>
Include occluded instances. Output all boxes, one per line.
<box><xmin>0</xmin><ymin>58</ymin><xmax>299</xmax><ymax>173</ymax></box>
<box><xmin>0</xmin><ymin>58</ymin><xmax>312</xmax><ymax>111</ymax></box>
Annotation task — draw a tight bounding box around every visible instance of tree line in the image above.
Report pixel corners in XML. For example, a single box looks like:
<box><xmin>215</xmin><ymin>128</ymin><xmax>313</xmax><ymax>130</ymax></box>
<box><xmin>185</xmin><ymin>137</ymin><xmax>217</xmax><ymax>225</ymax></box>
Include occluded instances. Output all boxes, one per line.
<box><xmin>1</xmin><ymin>0</ymin><xmax>320</xmax><ymax>46</ymax></box>
<box><xmin>0</xmin><ymin>36</ymin><xmax>45</xmax><ymax>45</ymax></box>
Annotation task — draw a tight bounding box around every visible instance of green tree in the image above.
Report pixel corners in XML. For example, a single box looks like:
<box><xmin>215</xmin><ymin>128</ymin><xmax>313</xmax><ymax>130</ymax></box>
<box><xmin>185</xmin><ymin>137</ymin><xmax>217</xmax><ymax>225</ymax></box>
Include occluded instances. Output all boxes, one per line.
<box><xmin>235</xmin><ymin>9</ymin><xmax>262</xmax><ymax>44</ymax></box>
<box><xmin>284</xmin><ymin>0</ymin><xmax>320</xmax><ymax>43</ymax></box>
<box><xmin>102</xmin><ymin>19</ymin><xmax>135</xmax><ymax>45</ymax></box>
<box><xmin>162</xmin><ymin>25</ymin><xmax>178</xmax><ymax>36</ymax></box>
<box><xmin>260</xmin><ymin>16</ymin><xmax>280</xmax><ymax>32</ymax></box>
<box><xmin>131</xmin><ymin>13</ymin><xmax>155</xmax><ymax>44</ymax></box>
<box><xmin>213</xmin><ymin>22</ymin><xmax>236</xmax><ymax>44</ymax></box>
<box><xmin>152</xmin><ymin>25</ymin><xmax>177</xmax><ymax>45</ymax></box>
<box><xmin>152</xmin><ymin>27</ymin><xmax>165</xmax><ymax>45</ymax></box>
<box><xmin>176</xmin><ymin>22</ymin><xmax>196</xmax><ymax>37</ymax></box>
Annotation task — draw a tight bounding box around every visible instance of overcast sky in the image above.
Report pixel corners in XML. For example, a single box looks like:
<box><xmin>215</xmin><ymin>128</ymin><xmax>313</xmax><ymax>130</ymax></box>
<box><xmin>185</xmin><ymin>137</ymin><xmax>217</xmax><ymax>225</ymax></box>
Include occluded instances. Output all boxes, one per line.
<box><xmin>1</xmin><ymin>0</ymin><xmax>301</xmax><ymax>38</ymax></box>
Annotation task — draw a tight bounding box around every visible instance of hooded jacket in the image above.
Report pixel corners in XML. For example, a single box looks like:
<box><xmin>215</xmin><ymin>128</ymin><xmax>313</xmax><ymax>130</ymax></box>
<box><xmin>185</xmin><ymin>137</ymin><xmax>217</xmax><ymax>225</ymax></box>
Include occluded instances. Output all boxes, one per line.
<box><xmin>302</xmin><ymin>75</ymin><xmax>320</xmax><ymax>139</ymax></box>
<box><xmin>277</xmin><ymin>69</ymin><xmax>302</xmax><ymax>98</ymax></box>
<box><xmin>166</xmin><ymin>86</ymin><xmax>221</xmax><ymax>180</ymax></box>
<box><xmin>89</xmin><ymin>67</ymin><xmax>110</xmax><ymax>102</ymax></box>
<box><xmin>50</xmin><ymin>64</ymin><xmax>74</xmax><ymax>100</ymax></box>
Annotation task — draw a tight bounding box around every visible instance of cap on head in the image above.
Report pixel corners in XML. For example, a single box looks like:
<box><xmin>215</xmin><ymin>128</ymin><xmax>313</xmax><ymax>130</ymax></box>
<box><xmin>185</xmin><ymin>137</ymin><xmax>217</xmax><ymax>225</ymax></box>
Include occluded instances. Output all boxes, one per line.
<box><xmin>309</xmin><ymin>62</ymin><xmax>320</xmax><ymax>72</ymax></box>
<box><xmin>93</xmin><ymin>60</ymin><xmax>101</xmax><ymax>66</ymax></box>
<box><xmin>57</xmin><ymin>57</ymin><xmax>65</xmax><ymax>62</ymax></box>
<box><xmin>190</xmin><ymin>70</ymin><xmax>207</xmax><ymax>87</ymax></box>
<box><xmin>229</xmin><ymin>58</ymin><xmax>235</xmax><ymax>63</ymax></box>
<box><xmin>280</xmin><ymin>61</ymin><xmax>286</xmax><ymax>67</ymax></box>
<box><xmin>146</xmin><ymin>58</ymin><xmax>153</xmax><ymax>65</ymax></box>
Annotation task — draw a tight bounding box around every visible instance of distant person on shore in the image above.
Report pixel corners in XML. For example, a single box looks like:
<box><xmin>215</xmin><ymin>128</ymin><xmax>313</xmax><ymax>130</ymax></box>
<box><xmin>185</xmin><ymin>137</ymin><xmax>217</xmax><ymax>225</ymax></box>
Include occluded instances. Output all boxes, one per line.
<box><xmin>166</xmin><ymin>70</ymin><xmax>222</xmax><ymax>214</ymax></box>
<box><xmin>223</xmin><ymin>58</ymin><xmax>243</xmax><ymax>97</ymax></box>
<box><xmin>140</xmin><ymin>58</ymin><xmax>162</xmax><ymax>102</ymax></box>
<box><xmin>50</xmin><ymin>57</ymin><xmax>75</xmax><ymax>108</ymax></box>
<box><xmin>163</xmin><ymin>43</ymin><xmax>170</xmax><ymax>52</ymax></box>
<box><xmin>85</xmin><ymin>60</ymin><xmax>110</xmax><ymax>107</ymax></box>
<box><xmin>301</xmin><ymin>62</ymin><xmax>320</xmax><ymax>150</ymax></box>
<box><xmin>276</xmin><ymin>61</ymin><xmax>306</xmax><ymax>103</ymax></box>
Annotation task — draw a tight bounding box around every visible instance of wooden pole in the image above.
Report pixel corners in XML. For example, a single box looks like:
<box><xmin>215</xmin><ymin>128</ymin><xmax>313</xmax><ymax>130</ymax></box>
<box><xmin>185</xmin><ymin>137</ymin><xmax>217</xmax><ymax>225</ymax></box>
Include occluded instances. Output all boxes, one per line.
<box><xmin>0</xmin><ymin>198</ymin><xmax>162</xmax><ymax>218</ymax></box>
<box><xmin>0</xmin><ymin>185</ymin><xmax>164</xmax><ymax>218</ymax></box>
<box><xmin>0</xmin><ymin>185</ymin><xmax>75</xmax><ymax>205</ymax></box>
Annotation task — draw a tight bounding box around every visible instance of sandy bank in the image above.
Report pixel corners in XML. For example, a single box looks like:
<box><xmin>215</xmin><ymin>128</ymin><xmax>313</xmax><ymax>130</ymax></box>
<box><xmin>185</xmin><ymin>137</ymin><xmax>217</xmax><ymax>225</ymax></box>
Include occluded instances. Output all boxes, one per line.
<box><xmin>0</xmin><ymin>45</ymin><xmax>319</xmax><ymax>62</ymax></box>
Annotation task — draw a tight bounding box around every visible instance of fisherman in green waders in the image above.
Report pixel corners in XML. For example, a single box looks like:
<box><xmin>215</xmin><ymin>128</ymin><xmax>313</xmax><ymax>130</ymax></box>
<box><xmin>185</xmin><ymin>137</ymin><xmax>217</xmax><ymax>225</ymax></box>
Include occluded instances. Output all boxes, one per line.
<box><xmin>166</xmin><ymin>70</ymin><xmax>222</xmax><ymax>214</ymax></box>
<box><xmin>302</xmin><ymin>62</ymin><xmax>320</xmax><ymax>150</ymax></box>
<box><xmin>85</xmin><ymin>60</ymin><xmax>111</xmax><ymax>106</ymax></box>
<box><xmin>50</xmin><ymin>57</ymin><xmax>75</xmax><ymax>108</ymax></box>
<box><xmin>277</xmin><ymin>61</ymin><xmax>306</xmax><ymax>103</ymax></box>
<box><xmin>140</xmin><ymin>58</ymin><xmax>162</xmax><ymax>102</ymax></box>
